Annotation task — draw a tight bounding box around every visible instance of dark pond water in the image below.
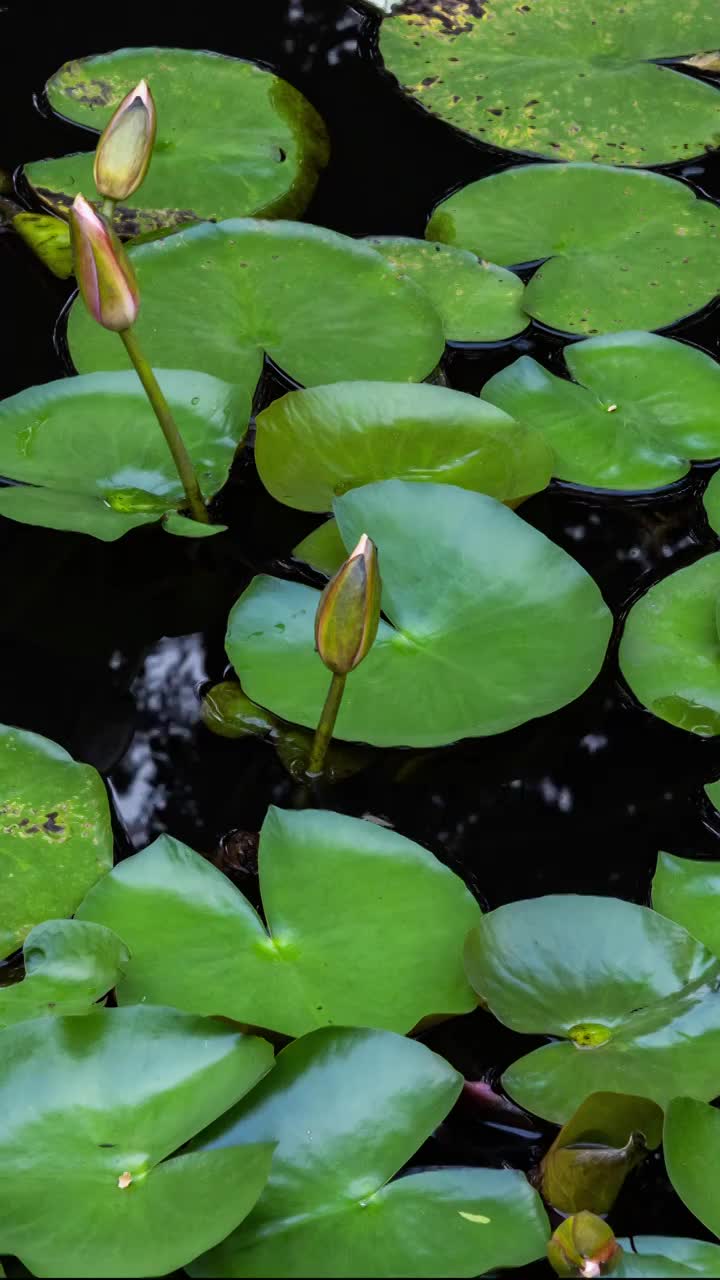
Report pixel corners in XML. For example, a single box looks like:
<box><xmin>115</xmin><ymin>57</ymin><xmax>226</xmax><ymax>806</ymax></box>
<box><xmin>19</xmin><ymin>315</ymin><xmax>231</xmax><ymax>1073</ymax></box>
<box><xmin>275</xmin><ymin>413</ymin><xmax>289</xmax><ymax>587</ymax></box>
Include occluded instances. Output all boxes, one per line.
<box><xmin>2</xmin><ymin>1</ymin><xmax>720</xmax><ymax>1269</ymax></box>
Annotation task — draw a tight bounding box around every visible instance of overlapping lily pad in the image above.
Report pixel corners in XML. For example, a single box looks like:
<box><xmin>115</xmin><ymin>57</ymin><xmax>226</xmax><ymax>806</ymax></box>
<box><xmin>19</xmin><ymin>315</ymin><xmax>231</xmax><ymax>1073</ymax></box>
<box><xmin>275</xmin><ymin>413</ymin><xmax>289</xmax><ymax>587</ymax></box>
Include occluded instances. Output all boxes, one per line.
<box><xmin>188</xmin><ymin>1027</ymin><xmax>550</xmax><ymax>1278</ymax></box>
<box><xmin>226</xmin><ymin>479</ymin><xmax>612</xmax><ymax>747</ymax></box>
<box><xmin>617</xmin><ymin>1236</ymin><xmax>720</xmax><ymax>1278</ymax></box>
<box><xmin>24</xmin><ymin>47</ymin><xmax>329</xmax><ymax>235</ymax></box>
<box><xmin>379</xmin><ymin>1</ymin><xmax>720</xmax><ymax>167</ymax></box>
<box><xmin>0</xmin><ymin>1005</ymin><xmax>274</xmax><ymax>1277</ymax></box>
<box><xmin>255</xmin><ymin>381</ymin><xmax>552</xmax><ymax>511</ymax></box>
<box><xmin>653</xmin><ymin>852</ymin><xmax>720</xmax><ymax>956</ymax></box>
<box><xmin>78</xmin><ymin>806</ymin><xmax>481</xmax><ymax>1036</ymax></box>
<box><xmin>0</xmin><ymin>370</ymin><xmax>248</xmax><ymax>540</ymax></box>
<box><xmin>483</xmin><ymin>332</ymin><xmax>720</xmax><ymax>491</ymax></box>
<box><xmin>464</xmin><ymin>894</ymin><xmax>720</xmax><ymax>1122</ymax></box>
<box><xmin>0</xmin><ymin>723</ymin><xmax>113</xmax><ymax>960</ymax></box>
<box><xmin>0</xmin><ymin>919</ymin><xmax>128</xmax><ymax>1029</ymax></box>
<box><xmin>366</xmin><ymin>236</ymin><xmax>527</xmax><ymax>341</ymax></box>
<box><xmin>67</xmin><ymin>219</ymin><xmax>445</xmax><ymax>389</ymax></box>
<box><xmin>619</xmin><ymin>553</ymin><xmax>720</xmax><ymax>736</ymax></box>
<box><xmin>427</xmin><ymin>164</ymin><xmax>720</xmax><ymax>336</ymax></box>
<box><xmin>665</xmin><ymin>1099</ymin><xmax>720</xmax><ymax>1240</ymax></box>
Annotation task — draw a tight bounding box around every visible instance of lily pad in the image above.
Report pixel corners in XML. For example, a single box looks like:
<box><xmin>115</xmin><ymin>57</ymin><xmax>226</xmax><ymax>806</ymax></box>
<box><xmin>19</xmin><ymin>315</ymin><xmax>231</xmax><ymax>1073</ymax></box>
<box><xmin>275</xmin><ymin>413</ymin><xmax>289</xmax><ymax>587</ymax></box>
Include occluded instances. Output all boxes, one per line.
<box><xmin>13</xmin><ymin>211</ymin><xmax>73</xmax><ymax>278</ymax></box>
<box><xmin>464</xmin><ymin>894</ymin><xmax>720</xmax><ymax>1122</ymax></box>
<box><xmin>665</xmin><ymin>1099</ymin><xmax>720</xmax><ymax>1240</ymax></box>
<box><xmin>0</xmin><ymin>1005</ymin><xmax>274</xmax><ymax>1278</ymax></box>
<box><xmin>188</xmin><ymin>1027</ymin><xmax>550</xmax><ymax>1278</ymax></box>
<box><xmin>653</xmin><ymin>851</ymin><xmax>720</xmax><ymax>957</ymax></box>
<box><xmin>618</xmin><ymin>553</ymin><xmax>720</xmax><ymax>737</ymax></box>
<box><xmin>24</xmin><ymin>47</ymin><xmax>329</xmax><ymax>235</ymax></box>
<box><xmin>77</xmin><ymin>806</ymin><xmax>481</xmax><ymax>1037</ymax></box>
<box><xmin>0</xmin><ymin>370</ymin><xmax>248</xmax><ymax>541</ymax></box>
<box><xmin>226</xmin><ymin>479</ymin><xmax>611</xmax><ymax>747</ymax></box>
<box><xmin>0</xmin><ymin>919</ymin><xmax>128</xmax><ymax>1029</ymax></box>
<box><xmin>366</xmin><ymin>236</ymin><xmax>527</xmax><ymax>341</ymax></box>
<box><xmin>67</xmin><ymin>219</ymin><xmax>445</xmax><ymax>390</ymax></box>
<box><xmin>427</xmin><ymin>164</ymin><xmax>720</xmax><ymax>336</ymax></box>
<box><xmin>293</xmin><ymin>518</ymin><xmax>348</xmax><ymax>575</ymax></box>
<box><xmin>617</xmin><ymin>1236</ymin><xmax>720</xmax><ymax>1278</ymax></box>
<box><xmin>706</xmin><ymin>778</ymin><xmax>720</xmax><ymax>809</ymax></box>
<box><xmin>703</xmin><ymin>469</ymin><xmax>720</xmax><ymax>532</ymax></box>
<box><xmin>380</xmin><ymin>0</ymin><xmax>720</xmax><ymax>167</ymax></box>
<box><xmin>483</xmin><ymin>332</ymin><xmax>720</xmax><ymax>491</ymax></box>
<box><xmin>0</xmin><ymin>723</ymin><xmax>113</xmax><ymax>960</ymax></box>
<box><xmin>255</xmin><ymin>381</ymin><xmax>552</xmax><ymax>512</ymax></box>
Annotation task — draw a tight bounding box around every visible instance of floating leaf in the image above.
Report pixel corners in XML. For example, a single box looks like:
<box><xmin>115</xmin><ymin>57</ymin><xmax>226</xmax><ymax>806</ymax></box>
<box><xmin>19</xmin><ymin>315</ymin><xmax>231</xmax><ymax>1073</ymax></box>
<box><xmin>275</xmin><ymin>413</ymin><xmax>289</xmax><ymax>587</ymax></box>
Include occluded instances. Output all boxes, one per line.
<box><xmin>0</xmin><ymin>370</ymin><xmax>248</xmax><ymax>540</ymax></box>
<box><xmin>67</xmin><ymin>220</ymin><xmax>444</xmax><ymax>389</ymax></box>
<box><xmin>703</xmin><ymin>470</ymin><xmax>720</xmax><ymax>533</ymax></box>
<box><xmin>483</xmin><ymin>332</ymin><xmax>720</xmax><ymax>491</ymax></box>
<box><xmin>464</xmin><ymin>894</ymin><xmax>720</xmax><ymax>1123</ymax></box>
<box><xmin>366</xmin><ymin>236</ymin><xmax>527</xmax><ymax>342</ymax></box>
<box><xmin>12</xmin><ymin>211</ymin><xmax>73</xmax><ymax>278</ymax></box>
<box><xmin>427</xmin><ymin>164</ymin><xmax>720</xmax><ymax>336</ymax></box>
<box><xmin>188</xmin><ymin>1027</ymin><xmax>550</xmax><ymax>1278</ymax></box>
<box><xmin>77</xmin><ymin>806</ymin><xmax>481</xmax><ymax>1037</ymax></box>
<box><xmin>24</xmin><ymin>47</ymin><xmax>329</xmax><ymax>235</ymax></box>
<box><xmin>293</xmin><ymin>518</ymin><xmax>348</xmax><ymax>575</ymax></box>
<box><xmin>0</xmin><ymin>919</ymin><xmax>128</xmax><ymax>1028</ymax></box>
<box><xmin>653</xmin><ymin>852</ymin><xmax>720</xmax><ymax>957</ymax></box>
<box><xmin>161</xmin><ymin>512</ymin><xmax>228</xmax><ymax>538</ymax></box>
<box><xmin>0</xmin><ymin>724</ymin><xmax>113</xmax><ymax>960</ymax></box>
<box><xmin>0</xmin><ymin>1006</ymin><xmax>274</xmax><ymax>1278</ymax></box>
<box><xmin>380</xmin><ymin>1</ymin><xmax>720</xmax><ymax>167</ymax></box>
<box><xmin>619</xmin><ymin>553</ymin><xmax>720</xmax><ymax>737</ymax></box>
<box><xmin>617</xmin><ymin>1236</ymin><xmax>720</xmax><ymax>1278</ymax></box>
<box><xmin>256</xmin><ymin>381</ymin><xmax>552</xmax><ymax>512</ymax></box>
<box><xmin>706</xmin><ymin>778</ymin><xmax>720</xmax><ymax>810</ymax></box>
<box><xmin>665</xmin><ymin>1099</ymin><xmax>720</xmax><ymax>1240</ymax></box>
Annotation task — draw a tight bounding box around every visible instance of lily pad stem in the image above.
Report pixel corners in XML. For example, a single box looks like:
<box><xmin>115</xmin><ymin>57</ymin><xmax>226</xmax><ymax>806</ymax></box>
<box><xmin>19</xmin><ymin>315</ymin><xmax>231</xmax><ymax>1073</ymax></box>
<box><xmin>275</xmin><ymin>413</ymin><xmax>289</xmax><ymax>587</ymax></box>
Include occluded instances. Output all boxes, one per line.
<box><xmin>308</xmin><ymin>672</ymin><xmax>346</xmax><ymax>779</ymax></box>
<box><xmin>119</xmin><ymin>328</ymin><xmax>209</xmax><ymax>523</ymax></box>
<box><xmin>101</xmin><ymin>196</ymin><xmax>116</xmax><ymax>225</ymax></box>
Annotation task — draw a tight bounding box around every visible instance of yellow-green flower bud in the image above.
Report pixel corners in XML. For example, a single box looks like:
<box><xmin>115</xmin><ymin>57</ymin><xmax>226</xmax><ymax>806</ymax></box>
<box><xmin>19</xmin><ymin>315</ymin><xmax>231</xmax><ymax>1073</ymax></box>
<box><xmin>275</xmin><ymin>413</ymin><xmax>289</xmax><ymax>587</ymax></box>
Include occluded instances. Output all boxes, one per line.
<box><xmin>69</xmin><ymin>193</ymin><xmax>140</xmax><ymax>332</ymax></box>
<box><xmin>547</xmin><ymin>1212</ymin><xmax>622</xmax><ymax>1278</ymax></box>
<box><xmin>315</xmin><ymin>533</ymin><xmax>380</xmax><ymax>675</ymax></box>
<box><xmin>93</xmin><ymin>79</ymin><xmax>156</xmax><ymax>201</ymax></box>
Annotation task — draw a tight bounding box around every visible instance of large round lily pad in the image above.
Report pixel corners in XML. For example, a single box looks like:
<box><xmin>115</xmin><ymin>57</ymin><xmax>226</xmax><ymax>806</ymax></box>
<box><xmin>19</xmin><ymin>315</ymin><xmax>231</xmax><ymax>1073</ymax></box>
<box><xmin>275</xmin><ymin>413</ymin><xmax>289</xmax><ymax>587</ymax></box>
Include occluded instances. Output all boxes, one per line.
<box><xmin>619</xmin><ymin>553</ymin><xmax>720</xmax><ymax>737</ymax></box>
<box><xmin>77</xmin><ymin>806</ymin><xmax>481</xmax><ymax>1037</ymax></box>
<box><xmin>0</xmin><ymin>919</ymin><xmax>128</xmax><ymax>1029</ymax></box>
<box><xmin>0</xmin><ymin>723</ymin><xmax>113</xmax><ymax>960</ymax></box>
<box><xmin>0</xmin><ymin>370</ymin><xmax>248</xmax><ymax>540</ymax></box>
<box><xmin>427</xmin><ymin>164</ymin><xmax>720</xmax><ymax>336</ymax></box>
<box><xmin>0</xmin><ymin>1005</ymin><xmax>274</xmax><ymax>1278</ymax></box>
<box><xmin>464</xmin><ymin>894</ymin><xmax>720</xmax><ymax>1122</ymax></box>
<box><xmin>188</xmin><ymin>1027</ymin><xmax>550</xmax><ymax>1278</ymax></box>
<box><xmin>380</xmin><ymin>0</ymin><xmax>720</xmax><ymax>167</ymax></box>
<box><xmin>617</xmin><ymin>1237</ymin><xmax>720</xmax><ymax>1278</ymax></box>
<box><xmin>255</xmin><ymin>381</ymin><xmax>552</xmax><ymax>512</ymax></box>
<box><xmin>67</xmin><ymin>219</ymin><xmax>445</xmax><ymax>390</ymax></box>
<box><xmin>653</xmin><ymin>851</ymin><xmax>720</xmax><ymax>957</ymax></box>
<box><xmin>226</xmin><ymin>479</ymin><xmax>612</xmax><ymax>747</ymax></box>
<box><xmin>483</xmin><ymin>332</ymin><xmax>720</xmax><ymax>491</ymax></box>
<box><xmin>24</xmin><ymin>47</ymin><xmax>329</xmax><ymax>235</ymax></box>
<box><xmin>665</xmin><ymin>1099</ymin><xmax>720</xmax><ymax>1241</ymax></box>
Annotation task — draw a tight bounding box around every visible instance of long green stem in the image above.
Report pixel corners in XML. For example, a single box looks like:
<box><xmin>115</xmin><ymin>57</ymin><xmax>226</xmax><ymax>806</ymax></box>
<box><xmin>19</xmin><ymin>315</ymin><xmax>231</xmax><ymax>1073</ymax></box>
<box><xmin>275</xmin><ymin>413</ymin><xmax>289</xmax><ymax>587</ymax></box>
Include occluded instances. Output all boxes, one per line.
<box><xmin>101</xmin><ymin>196</ymin><xmax>116</xmax><ymax>225</ymax></box>
<box><xmin>307</xmin><ymin>672</ymin><xmax>346</xmax><ymax>778</ymax></box>
<box><xmin>120</xmin><ymin>328</ymin><xmax>209</xmax><ymax>523</ymax></box>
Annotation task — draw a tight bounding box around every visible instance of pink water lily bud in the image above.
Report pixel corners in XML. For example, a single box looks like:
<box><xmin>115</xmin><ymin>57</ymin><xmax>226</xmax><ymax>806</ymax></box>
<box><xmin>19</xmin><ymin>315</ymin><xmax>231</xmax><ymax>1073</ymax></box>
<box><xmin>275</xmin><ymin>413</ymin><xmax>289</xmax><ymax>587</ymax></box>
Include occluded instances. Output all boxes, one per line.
<box><xmin>93</xmin><ymin>79</ymin><xmax>157</xmax><ymax>201</ymax></box>
<box><xmin>315</xmin><ymin>533</ymin><xmax>381</xmax><ymax>675</ymax></box>
<box><xmin>70</xmin><ymin>194</ymin><xmax>139</xmax><ymax>331</ymax></box>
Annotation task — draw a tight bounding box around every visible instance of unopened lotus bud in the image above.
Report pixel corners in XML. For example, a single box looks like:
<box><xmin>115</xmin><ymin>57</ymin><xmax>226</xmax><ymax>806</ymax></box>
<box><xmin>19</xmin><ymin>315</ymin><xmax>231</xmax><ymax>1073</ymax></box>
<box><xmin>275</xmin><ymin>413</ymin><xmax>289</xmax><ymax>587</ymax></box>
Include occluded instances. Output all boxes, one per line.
<box><xmin>94</xmin><ymin>79</ymin><xmax>156</xmax><ymax>201</ymax></box>
<box><xmin>70</xmin><ymin>193</ymin><xmax>139</xmax><ymax>331</ymax></box>
<box><xmin>315</xmin><ymin>534</ymin><xmax>380</xmax><ymax>675</ymax></box>
<box><xmin>547</xmin><ymin>1213</ymin><xmax>622</xmax><ymax>1278</ymax></box>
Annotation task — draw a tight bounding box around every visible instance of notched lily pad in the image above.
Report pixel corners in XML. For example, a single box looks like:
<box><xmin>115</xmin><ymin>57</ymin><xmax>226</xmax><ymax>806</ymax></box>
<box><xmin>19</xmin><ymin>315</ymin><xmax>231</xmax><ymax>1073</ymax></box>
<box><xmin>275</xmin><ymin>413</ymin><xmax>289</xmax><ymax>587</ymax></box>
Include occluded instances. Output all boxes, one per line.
<box><xmin>380</xmin><ymin>0</ymin><xmax>720</xmax><ymax>167</ymax></box>
<box><xmin>428</xmin><ymin>164</ymin><xmax>720</xmax><ymax>336</ymax></box>
<box><xmin>0</xmin><ymin>918</ymin><xmax>128</xmax><ymax>1028</ymax></box>
<box><xmin>25</xmin><ymin>47</ymin><xmax>330</xmax><ymax>235</ymax></box>
<box><xmin>0</xmin><ymin>723</ymin><xmax>113</xmax><ymax>960</ymax></box>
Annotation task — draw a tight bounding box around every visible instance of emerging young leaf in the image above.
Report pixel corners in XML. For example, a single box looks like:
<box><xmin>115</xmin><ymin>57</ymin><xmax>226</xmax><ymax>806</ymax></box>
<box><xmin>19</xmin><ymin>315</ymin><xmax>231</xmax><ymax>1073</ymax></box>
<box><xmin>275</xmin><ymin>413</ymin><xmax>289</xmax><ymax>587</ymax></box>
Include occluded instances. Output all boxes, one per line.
<box><xmin>0</xmin><ymin>919</ymin><xmax>128</xmax><ymax>1028</ymax></box>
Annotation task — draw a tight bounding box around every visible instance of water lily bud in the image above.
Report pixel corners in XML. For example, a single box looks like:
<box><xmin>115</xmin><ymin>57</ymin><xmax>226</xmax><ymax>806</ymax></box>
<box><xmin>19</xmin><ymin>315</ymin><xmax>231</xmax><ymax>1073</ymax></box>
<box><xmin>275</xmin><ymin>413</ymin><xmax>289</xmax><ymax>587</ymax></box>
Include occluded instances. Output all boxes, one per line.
<box><xmin>70</xmin><ymin>194</ymin><xmax>139</xmax><ymax>331</ymax></box>
<box><xmin>547</xmin><ymin>1212</ymin><xmax>622</xmax><ymax>1278</ymax></box>
<box><xmin>315</xmin><ymin>533</ymin><xmax>380</xmax><ymax>675</ymax></box>
<box><xmin>93</xmin><ymin>79</ymin><xmax>156</xmax><ymax>200</ymax></box>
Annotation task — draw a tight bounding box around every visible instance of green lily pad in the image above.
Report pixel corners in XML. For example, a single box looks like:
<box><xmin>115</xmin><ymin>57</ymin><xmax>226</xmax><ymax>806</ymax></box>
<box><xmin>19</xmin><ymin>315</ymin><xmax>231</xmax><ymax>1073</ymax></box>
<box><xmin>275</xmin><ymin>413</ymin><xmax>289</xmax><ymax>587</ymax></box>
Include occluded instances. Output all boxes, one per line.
<box><xmin>12</xmin><ymin>211</ymin><xmax>73</xmax><ymax>278</ymax></box>
<box><xmin>619</xmin><ymin>553</ymin><xmax>720</xmax><ymax>737</ymax></box>
<box><xmin>77</xmin><ymin>806</ymin><xmax>481</xmax><ymax>1037</ymax></box>
<box><xmin>464</xmin><ymin>894</ymin><xmax>720</xmax><ymax>1123</ymax></box>
<box><xmin>665</xmin><ymin>1099</ymin><xmax>720</xmax><ymax>1240</ymax></box>
<box><xmin>0</xmin><ymin>919</ymin><xmax>128</xmax><ymax>1029</ymax></box>
<box><xmin>427</xmin><ymin>164</ymin><xmax>720</xmax><ymax>336</ymax></box>
<box><xmin>0</xmin><ymin>1005</ymin><xmax>274</xmax><ymax>1278</ymax></box>
<box><xmin>188</xmin><ymin>1027</ymin><xmax>550</xmax><ymax>1278</ymax></box>
<box><xmin>24</xmin><ymin>47</ymin><xmax>329</xmax><ymax>236</ymax></box>
<box><xmin>703</xmin><ymin>469</ymin><xmax>720</xmax><ymax>533</ymax></box>
<box><xmin>617</xmin><ymin>1236</ymin><xmax>720</xmax><ymax>1278</ymax></box>
<box><xmin>0</xmin><ymin>370</ymin><xmax>248</xmax><ymax>540</ymax></box>
<box><xmin>162</xmin><ymin>512</ymin><xmax>228</xmax><ymax>538</ymax></box>
<box><xmin>366</xmin><ymin>236</ymin><xmax>527</xmax><ymax>341</ymax></box>
<box><xmin>67</xmin><ymin>220</ymin><xmax>445</xmax><ymax>390</ymax></box>
<box><xmin>293</xmin><ymin>518</ymin><xmax>348</xmax><ymax>575</ymax></box>
<box><xmin>255</xmin><ymin>380</ymin><xmax>552</xmax><ymax>512</ymax></box>
<box><xmin>653</xmin><ymin>852</ymin><xmax>720</xmax><ymax>957</ymax></box>
<box><xmin>705</xmin><ymin>778</ymin><xmax>720</xmax><ymax>810</ymax></box>
<box><xmin>482</xmin><ymin>332</ymin><xmax>720</xmax><ymax>491</ymax></box>
<box><xmin>380</xmin><ymin>1</ymin><xmax>720</xmax><ymax>167</ymax></box>
<box><xmin>226</xmin><ymin>478</ymin><xmax>611</xmax><ymax>747</ymax></box>
<box><xmin>0</xmin><ymin>724</ymin><xmax>113</xmax><ymax>960</ymax></box>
